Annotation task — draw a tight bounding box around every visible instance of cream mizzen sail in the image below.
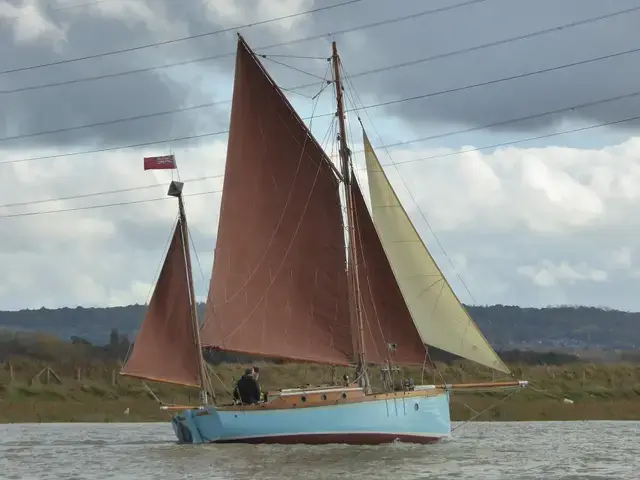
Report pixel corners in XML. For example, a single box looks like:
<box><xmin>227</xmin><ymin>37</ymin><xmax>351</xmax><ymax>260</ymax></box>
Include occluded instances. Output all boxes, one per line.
<box><xmin>362</xmin><ymin>130</ymin><xmax>510</xmax><ymax>374</ymax></box>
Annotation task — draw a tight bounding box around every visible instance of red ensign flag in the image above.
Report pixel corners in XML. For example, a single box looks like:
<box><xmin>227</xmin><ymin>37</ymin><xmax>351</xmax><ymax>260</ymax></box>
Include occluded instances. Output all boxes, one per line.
<box><xmin>144</xmin><ymin>155</ymin><xmax>177</xmax><ymax>170</ymax></box>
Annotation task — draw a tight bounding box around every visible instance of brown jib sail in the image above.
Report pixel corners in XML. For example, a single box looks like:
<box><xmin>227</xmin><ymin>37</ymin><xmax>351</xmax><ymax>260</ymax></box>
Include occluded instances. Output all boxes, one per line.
<box><xmin>199</xmin><ymin>37</ymin><xmax>353</xmax><ymax>365</ymax></box>
<box><xmin>121</xmin><ymin>219</ymin><xmax>201</xmax><ymax>387</ymax></box>
<box><xmin>351</xmin><ymin>176</ymin><xmax>428</xmax><ymax>365</ymax></box>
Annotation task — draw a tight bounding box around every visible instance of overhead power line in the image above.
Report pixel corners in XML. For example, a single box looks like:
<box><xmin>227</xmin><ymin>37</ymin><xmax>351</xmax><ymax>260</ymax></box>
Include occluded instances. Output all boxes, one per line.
<box><xmin>0</xmin><ymin>0</ymin><xmax>364</xmax><ymax>75</ymax></box>
<box><xmin>0</xmin><ymin>102</ymin><xmax>222</xmax><ymax>144</ymax></box>
<box><xmin>389</xmin><ymin>113</ymin><xmax>640</xmax><ymax>168</ymax></box>
<box><xmin>3</xmin><ymin>112</ymin><xmax>638</xmax><ymax>220</ymax></box>
<box><xmin>0</xmin><ymin>0</ymin><xmax>491</xmax><ymax>94</ymax></box>
<box><xmin>0</xmin><ymin>189</ymin><xmax>222</xmax><ymax>220</ymax></box>
<box><xmin>3</xmin><ymin>88</ymin><xmax>638</xmax><ymax>212</ymax></box>
<box><xmin>2</xmin><ymin>44</ymin><xmax>638</xmax><ymax>145</ymax></box>
<box><xmin>0</xmin><ymin>174</ymin><xmax>223</xmax><ymax>209</ymax></box>
<box><xmin>2</xmin><ymin>79</ymin><xmax>638</xmax><ymax>167</ymax></box>
<box><xmin>1</xmin><ymin>3</ymin><xmax>637</xmax><ymax>96</ymax></box>
<box><xmin>361</xmin><ymin>89</ymin><xmax>640</xmax><ymax>153</ymax></box>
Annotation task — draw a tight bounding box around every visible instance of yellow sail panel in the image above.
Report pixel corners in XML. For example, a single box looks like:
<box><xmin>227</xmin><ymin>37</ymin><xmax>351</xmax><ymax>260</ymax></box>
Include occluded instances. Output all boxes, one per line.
<box><xmin>362</xmin><ymin>130</ymin><xmax>510</xmax><ymax>374</ymax></box>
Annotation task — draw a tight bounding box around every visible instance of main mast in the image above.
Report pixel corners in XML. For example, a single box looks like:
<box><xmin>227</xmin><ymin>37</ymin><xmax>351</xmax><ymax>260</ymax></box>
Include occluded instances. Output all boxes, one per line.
<box><xmin>169</xmin><ymin>180</ymin><xmax>209</xmax><ymax>405</ymax></box>
<box><xmin>331</xmin><ymin>42</ymin><xmax>369</xmax><ymax>392</ymax></box>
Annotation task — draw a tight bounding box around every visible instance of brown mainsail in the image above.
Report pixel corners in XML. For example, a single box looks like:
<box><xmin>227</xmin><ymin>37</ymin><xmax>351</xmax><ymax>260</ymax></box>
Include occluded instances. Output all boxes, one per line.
<box><xmin>121</xmin><ymin>219</ymin><xmax>202</xmax><ymax>387</ymax></box>
<box><xmin>199</xmin><ymin>37</ymin><xmax>353</xmax><ymax>365</ymax></box>
<box><xmin>351</xmin><ymin>176</ymin><xmax>428</xmax><ymax>365</ymax></box>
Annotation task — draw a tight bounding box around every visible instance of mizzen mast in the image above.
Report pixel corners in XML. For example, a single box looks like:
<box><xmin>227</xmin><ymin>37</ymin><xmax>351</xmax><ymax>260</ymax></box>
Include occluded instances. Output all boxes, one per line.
<box><xmin>331</xmin><ymin>42</ymin><xmax>370</xmax><ymax>392</ymax></box>
<box><xmin>169</xmin><ymin>180</ymin><xmax>209</xmax><ymax>405</ymax></box>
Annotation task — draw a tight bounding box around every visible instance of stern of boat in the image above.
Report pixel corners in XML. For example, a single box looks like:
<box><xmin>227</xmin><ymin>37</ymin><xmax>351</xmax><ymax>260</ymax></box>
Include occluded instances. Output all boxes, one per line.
<box><xmin>166</xmin><ymin>405</ymin><xmax>223</xmax><ymax>444</ymax></box>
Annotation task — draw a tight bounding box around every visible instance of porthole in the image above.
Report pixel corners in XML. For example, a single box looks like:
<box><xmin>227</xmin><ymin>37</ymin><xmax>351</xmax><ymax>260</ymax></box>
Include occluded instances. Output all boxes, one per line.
<box><xmin>340</xmin><ymin>392</ymin><xmax>347</xmax><ymax>399</ymax></box>
<box><xmin>321</xmin><ymin>394</ymin><xmax>327</xmax><ymax>401</ymax></box>
<box><xmin>301</xmin><ymin>395</ymin><xmax>307</xmax><ymax>402</ymax></box>
<box><xmin>414</xmin><ymin>403</ymin><xmax>419</xmax><ymax>411</ymax></box>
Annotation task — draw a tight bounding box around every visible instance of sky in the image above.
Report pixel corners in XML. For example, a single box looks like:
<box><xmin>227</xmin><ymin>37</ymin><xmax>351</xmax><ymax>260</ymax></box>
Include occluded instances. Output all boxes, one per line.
<box><xmin>1</xmin><ymin>0</ymin><xmax>640</xmax><ymax>312</ymax></box>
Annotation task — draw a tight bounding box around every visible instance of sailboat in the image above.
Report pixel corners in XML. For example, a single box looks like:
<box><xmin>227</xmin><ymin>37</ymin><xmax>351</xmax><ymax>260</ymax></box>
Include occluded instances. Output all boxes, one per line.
<box><xmin>120</xmin><ymin>34</ymin><xmax>527</xmax><ymax>445</ymax></box>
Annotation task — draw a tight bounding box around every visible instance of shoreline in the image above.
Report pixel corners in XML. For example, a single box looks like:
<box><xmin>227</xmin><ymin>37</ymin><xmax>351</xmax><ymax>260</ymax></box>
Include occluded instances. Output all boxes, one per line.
<box><xmin>1</xmin><ymin>393</ymin><xmax>639</xmax><ymax>424</ymax></box>
<box><xmin>2</xmin><ymin>361</ymin><xmax>640</xmax><ymax>423</ymax></box>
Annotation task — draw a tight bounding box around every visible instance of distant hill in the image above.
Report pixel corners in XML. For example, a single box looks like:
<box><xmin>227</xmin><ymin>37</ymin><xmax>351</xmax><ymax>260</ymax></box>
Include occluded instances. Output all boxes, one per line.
<box><xmin>0</xmin><ymin>304</ymin><xmax>638</xmax><ymax>352</ymax></box>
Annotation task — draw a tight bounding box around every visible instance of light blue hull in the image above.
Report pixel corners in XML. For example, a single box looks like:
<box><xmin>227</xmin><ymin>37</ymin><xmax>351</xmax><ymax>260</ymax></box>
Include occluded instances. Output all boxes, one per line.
<box><xmin>171</xmin><ymin>389</ymin><xmax>451</xmax><ymax>445</ymax></box>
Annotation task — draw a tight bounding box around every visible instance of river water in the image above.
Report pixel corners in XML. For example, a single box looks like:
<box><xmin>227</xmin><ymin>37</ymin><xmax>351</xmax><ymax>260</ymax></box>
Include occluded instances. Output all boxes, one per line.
<box><xmin>0</xmin><ymin>421</ymin><xmax>637</xmax><ymax>479</ymax></box>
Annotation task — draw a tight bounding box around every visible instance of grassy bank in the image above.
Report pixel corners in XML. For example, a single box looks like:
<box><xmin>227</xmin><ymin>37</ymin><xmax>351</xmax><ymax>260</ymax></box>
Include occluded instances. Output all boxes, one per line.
<box><xmin>1</xmin><ymin>360</ymin><xmax>640</xmax><ymax>423</ymax></box>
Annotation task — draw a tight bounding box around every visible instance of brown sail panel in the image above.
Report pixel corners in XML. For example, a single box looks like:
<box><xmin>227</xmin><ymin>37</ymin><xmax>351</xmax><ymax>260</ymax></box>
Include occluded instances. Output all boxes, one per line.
<box><xmin>121</xmin><ymin>220</ymin><xmax>201</xmax><ymax>387</ymax></box>
<box><xmin>351</xmin><ymin>177</ymin><xmax>428</xmax><ymax>365</ymax></box>
<box><xmin>199</xmin><ymin>38</ymin><xmax>353</xmax><ymax>365</ymax></box>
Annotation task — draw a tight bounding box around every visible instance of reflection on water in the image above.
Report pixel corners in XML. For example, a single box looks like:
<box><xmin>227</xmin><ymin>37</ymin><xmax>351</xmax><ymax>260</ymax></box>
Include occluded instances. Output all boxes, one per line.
<box><xmin>0</xmin><ymin>421</ymin><xmax>638</xmax><ymax>479</ymax></box>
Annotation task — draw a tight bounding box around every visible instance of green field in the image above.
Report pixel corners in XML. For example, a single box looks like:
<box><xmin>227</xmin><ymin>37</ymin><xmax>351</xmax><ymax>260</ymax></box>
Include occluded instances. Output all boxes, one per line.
<box><xmin>2</xmin><ymin>359</ymin><xmax>639</xmax><ymax>423</ymax></box>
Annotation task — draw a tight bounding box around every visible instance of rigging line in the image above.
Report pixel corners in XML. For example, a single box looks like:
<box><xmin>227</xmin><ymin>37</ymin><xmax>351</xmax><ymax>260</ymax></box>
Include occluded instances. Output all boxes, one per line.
<box><xmin>121</xmin><ymin>212</ymin><xmax>180</xmax><ymax>368</ymax></box>
<box><xmin>0</xmin><ymin>189</ymin><xmax>221</xmax><ymax>220</ymax></box>
<box><xmin>217</xmin><ymin>113</ymin><xmax>340</xmax><ymax>343</ymax></box>
<box><xmin>451</xmin><ymin>387</ymin><xmax>522</xmax><ymax>431</ymax></box>
<box><xmin>205</xmin><ymin>62</ymin><xmax>333</xmax><ymax>312</ymax></box>
<box><xmin>259</xmin><ymin>56</ymin><xmax>328</xmax><ymax>81</ymax></box>
<box><xmin>0</xmin><ymin>174</ymin><xmax>223</xmax><ymax>209</ymax></box>
<box><xmin>0</xmin><ymin>0</ymin><xmax>495</xmax><ymax>94</ymax></box>
<box><xmin>340</xmin><ymin>61</ymin><xmax>479</xmax><ymax>306</ymax></box>
<box><xmin>261</xmin><ymin>54</ymin><xmax>330</xmax><ymax>60</ymax></box>
<box><xmin>120</xmin><ymin>212</ymin><xmax>181</xmax><ymax>368</ymax></box>
<box><xmin>3</xmin><ymin>45</ymin><xmax>638</xmax><ymax>146</ymax></box>
<box><xmin>3</xmin><ymin>4</ymin><xmax>636</xmax><ymax>98</ymax></box>
<box><xmin>278</xmin><ymin>87</ymin><xmax>317</xmax><ymax>100</ymax></box>
<box><xmin>342</xmin><ymin>90</ymin><xmax>400</xmax><ymax>366</ymax></box>
<box><xmin>186</xmin><ymin>222</ymin><xmax>209</xmax><ymax>312</ymax></box>
<box><xmin>0</xmin><ymin>0</ymin><xmax>363</xmax><ymax>76</ymax></box>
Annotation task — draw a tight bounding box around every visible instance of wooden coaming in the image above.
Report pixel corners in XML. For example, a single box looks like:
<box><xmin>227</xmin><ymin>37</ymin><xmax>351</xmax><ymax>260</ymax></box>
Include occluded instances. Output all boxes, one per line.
<box><xmin>216</xmin><ymin>386</ymin><xmax>446</xmax><ymax>412</ymax></box>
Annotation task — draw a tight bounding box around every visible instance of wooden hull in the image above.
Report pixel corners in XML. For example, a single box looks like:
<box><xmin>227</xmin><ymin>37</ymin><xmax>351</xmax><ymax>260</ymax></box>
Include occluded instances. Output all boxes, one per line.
<box><xmin>170</xmin><ymin>386</ymin><xmax>451</xmax><ymax>445</ymax></box>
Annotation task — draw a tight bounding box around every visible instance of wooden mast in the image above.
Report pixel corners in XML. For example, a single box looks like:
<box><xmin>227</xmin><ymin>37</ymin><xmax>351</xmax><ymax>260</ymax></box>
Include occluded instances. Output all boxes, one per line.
<box><xmin>331</xmin><ymin>42</ymin><xmax>370</xmax><ymax>393</ymax></box>
<box><xmin>169</xmin><ymin>180</ymin><xmax>210</xmax><ymax>405</ymax></box>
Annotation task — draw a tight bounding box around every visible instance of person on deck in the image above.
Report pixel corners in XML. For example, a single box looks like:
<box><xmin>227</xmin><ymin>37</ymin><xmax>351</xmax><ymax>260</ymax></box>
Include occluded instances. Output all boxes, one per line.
<box><xmin>252</xmin><ymin>366</ymin><xmax>267</xmax><ymax>402</ymax></box>
<box><xmin>233</xmin><ymin>367</ymin><xmax>261</xmax><ymax>404</ymax></box>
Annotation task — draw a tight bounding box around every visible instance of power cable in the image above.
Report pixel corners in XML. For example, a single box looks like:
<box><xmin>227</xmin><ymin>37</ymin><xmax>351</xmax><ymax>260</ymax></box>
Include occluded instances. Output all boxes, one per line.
<box><xmin>0</xmin><ymin>189</ymin><xmax>221</xmax><ymax>220</ymax></box>
<box><xmin>2</xmin><ymin>83</ymin><xmax>636</xmax><ymax>170</ymax></box>
<box><xmin>0</xmin><ymin>174</ymin><xmax>223</xmax><ymax>209</ymax></box>
<box><xmin>388</xmin><ymin>113</ymin><xmax>640</xmax><ymax>168</ymax></box>
<box><xmin>3</xmin><ymin>112</ymin><xmax>637</xmax><ymax>217</ymax></box>
<box><xmin>0</xmin><ymin>0</ymin><xmax>364</xmax><ymax>75</ymax></box>
<box><xmin>2</xmin><ymin>44</ymin><xmax>638</xmax><ymax>145</ymax></box>
<box><xmin>1</xmin><ymin>3</ymin><xmax>636</xmax><ymax>95</ymax></box>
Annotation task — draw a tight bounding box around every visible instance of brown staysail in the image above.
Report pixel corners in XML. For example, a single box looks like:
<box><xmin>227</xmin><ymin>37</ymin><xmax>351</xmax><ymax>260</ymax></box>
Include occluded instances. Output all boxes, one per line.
<box><xmin>199</xmin><ymin>37</ymin><xmax>353</xmax><ymax>365</ymax></box>
<box><xmin>351</xmin><ymin>176</ymin><xmax>428</xmax><ymax>365</ymax></box>
<box><xmin>121</xmin><ymin>219</ymin><xmax>201</xmax><ymax>387</ymax></box>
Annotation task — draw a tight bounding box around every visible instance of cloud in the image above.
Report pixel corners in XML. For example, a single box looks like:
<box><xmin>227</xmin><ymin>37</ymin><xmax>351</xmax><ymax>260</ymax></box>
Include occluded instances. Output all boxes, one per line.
<box><xmin>2</xmin><ymin>0</ymin><xmax>640</xmax><ymax>313</ymax></box>
<box><xmin>0</xmin><ymin>140</ymin><xmax>226</xmax><ymax>310</ymax></box>
<box><xmin>3</xmin><ymin>132</ymin><xmax>640</xmax><ymax>311</ymax></box>
<box><xmin>317</xmin><ymin>0</ymin><xmax>640</xmax><ymax>133</ymax></box>
<box><xmin>351</xmin><ymin>135</ymin><xmax>640</xmax><ymax>310</ymax></box>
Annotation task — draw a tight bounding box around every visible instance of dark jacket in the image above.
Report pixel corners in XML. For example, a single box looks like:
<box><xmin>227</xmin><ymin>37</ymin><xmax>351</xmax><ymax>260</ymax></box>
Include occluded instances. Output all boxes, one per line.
<box><xmin>233</xmin><ymin>374</ymin><xmax>261</xmax><ymax>404</ymax></box>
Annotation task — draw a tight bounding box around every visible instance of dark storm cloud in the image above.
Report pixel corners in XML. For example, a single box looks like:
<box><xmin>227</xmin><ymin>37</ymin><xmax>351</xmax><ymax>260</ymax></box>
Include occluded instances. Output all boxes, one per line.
<box><xmin>0</xmin><ymin>0</ymin><xmax>234</xmax><ymax>149</ymax></box>
<box><xmin>332</xmin><ymin>0</ymin><xmax>640</xmax><ymax>132</ymax></box>
<box><xmin>3</xmin><ymin>0</ymin><xmax>640</xmax><ymax>151</ymax></box>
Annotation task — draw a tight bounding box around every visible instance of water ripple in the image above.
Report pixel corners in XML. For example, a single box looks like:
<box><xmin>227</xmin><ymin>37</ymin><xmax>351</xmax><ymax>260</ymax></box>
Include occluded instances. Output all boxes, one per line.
<box><xmin>0</xmin><ymin>421</ymin><xmax>638</xmax><ymax>479</ymax></box>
